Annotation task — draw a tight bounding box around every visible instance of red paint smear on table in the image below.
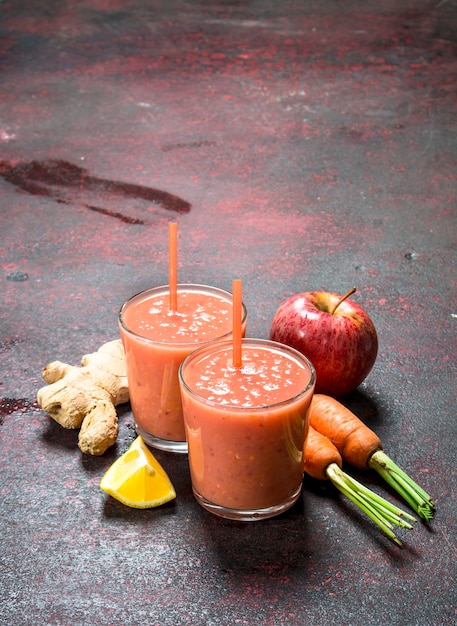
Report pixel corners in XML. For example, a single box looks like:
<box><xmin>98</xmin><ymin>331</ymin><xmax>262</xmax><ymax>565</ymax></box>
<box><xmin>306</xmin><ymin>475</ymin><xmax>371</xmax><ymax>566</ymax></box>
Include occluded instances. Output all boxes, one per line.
<box><xmin>0</xmin><ymin>159</ymin><xmax>191</xmax><ymax>223</ymax></box>
<box><xmin>0</xmin><ymin>397</ymin><xmax>37</xmax><ymax>425</ymax></box>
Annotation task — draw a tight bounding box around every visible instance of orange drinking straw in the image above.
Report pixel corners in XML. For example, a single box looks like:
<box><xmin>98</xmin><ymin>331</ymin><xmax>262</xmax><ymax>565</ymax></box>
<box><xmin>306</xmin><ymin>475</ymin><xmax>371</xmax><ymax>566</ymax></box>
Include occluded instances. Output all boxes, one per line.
<box><xmin>168</xmin><ymin>222</ymin><xmax>178</xmax><ymax>311</ymax></box>
<box><xmin>232</xmin><ymin>279</ymin><xmax>243</xmax><ymax>368</ymax></box>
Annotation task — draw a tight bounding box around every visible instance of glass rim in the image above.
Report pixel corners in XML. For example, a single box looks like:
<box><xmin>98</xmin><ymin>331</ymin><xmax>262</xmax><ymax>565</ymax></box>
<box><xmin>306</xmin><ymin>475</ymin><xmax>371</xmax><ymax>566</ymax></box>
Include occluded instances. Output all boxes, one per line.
<box><xmin>178</xmin><ymin>337</ymin><xmax>316</xmax><ymax>412</ymax></box>
<box><xmin>118</xmin><ymin>283</ymin><xmax>248</xmax><ymax>346</ymax></box>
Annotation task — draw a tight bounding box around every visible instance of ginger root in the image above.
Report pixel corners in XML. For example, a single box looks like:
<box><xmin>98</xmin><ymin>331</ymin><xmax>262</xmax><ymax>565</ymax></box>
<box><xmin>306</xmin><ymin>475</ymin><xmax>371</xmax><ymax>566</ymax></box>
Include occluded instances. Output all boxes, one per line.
<box><xmin>37</xmin><ymin>340</ymin><xmax>129</xmax><ymax>455</ymax></box>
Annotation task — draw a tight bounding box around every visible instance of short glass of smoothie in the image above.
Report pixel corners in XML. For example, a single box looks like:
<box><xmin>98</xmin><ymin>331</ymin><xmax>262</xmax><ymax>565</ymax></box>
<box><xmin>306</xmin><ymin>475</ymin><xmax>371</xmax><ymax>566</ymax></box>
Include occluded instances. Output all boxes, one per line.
<box><xmin>179</xmin><ymin>338</ymin><xmax>316</xmax><ymax>520</ymax></box>
<box><xmin>119</xmin><ymin>284</ymin><xmax>247</xmax><ymax>453</ymax></box>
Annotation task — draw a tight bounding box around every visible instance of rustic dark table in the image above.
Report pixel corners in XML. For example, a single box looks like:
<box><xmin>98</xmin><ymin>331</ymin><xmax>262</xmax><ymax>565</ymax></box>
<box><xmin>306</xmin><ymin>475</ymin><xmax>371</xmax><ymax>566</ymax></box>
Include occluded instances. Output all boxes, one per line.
<box><xmin>1</xmin><ymin>1</ymin><xmax>456</xmax><ymax>624</ymax></box>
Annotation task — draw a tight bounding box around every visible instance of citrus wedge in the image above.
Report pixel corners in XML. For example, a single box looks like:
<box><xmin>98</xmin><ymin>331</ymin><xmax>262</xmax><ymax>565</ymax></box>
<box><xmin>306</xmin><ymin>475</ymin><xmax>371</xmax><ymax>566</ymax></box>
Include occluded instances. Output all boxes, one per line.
<box><xmin>100</xmin><ymin>436</ymin><xmax>176</xmax><ymax>508</ymax></box>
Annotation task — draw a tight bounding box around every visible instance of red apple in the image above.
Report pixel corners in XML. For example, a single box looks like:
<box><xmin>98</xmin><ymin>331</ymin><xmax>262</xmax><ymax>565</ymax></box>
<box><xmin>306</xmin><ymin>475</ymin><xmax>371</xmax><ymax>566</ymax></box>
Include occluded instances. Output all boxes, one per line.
<box><xmin>269</xmin><ymin>288</ymin><xmax>378</xmax><ymax>397</ymax></box>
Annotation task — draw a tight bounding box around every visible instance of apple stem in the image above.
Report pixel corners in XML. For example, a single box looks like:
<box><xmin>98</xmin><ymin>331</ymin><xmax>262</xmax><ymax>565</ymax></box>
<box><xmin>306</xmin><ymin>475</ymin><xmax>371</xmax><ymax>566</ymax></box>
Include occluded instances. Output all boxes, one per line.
<box><xmin>330</xmin><ymin>287</ymin><xmax>357</xmax><ymax>315</ymax></box>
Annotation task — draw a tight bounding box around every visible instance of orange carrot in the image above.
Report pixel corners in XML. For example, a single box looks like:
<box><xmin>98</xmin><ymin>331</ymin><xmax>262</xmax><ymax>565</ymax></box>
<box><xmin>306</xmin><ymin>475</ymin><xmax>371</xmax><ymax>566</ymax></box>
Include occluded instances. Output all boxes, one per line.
<box><xmin>309</xmin><ymin>394</ymin><xmax>382</xmax><ymax>469</ymax></box>
<box><xmin>303</xmin><ymin>426</ymin><xmax>415</xmax><ymax>545</ymax></box>
<box><xmin>309</xmin><ymin>394</ymin><xmax>435</xmax><ymax>520</ymax></box>
<box><xmin>304</xmin><ymin>426</ymin><xmax>343</xmax><ymax>480</ymax></box>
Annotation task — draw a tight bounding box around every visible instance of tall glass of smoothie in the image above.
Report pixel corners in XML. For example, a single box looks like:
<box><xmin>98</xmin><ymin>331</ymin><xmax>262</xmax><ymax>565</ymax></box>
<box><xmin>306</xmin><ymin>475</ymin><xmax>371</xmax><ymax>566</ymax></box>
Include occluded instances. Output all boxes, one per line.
<box><xmin>119</xmin><ymin>284</ymin><xmax>247</xmax><ymax>453</ymax></box>
<box><xmin>179</xmin><ymin>338</ymin><xmax>316</xmax><ymax>520</ymax></box>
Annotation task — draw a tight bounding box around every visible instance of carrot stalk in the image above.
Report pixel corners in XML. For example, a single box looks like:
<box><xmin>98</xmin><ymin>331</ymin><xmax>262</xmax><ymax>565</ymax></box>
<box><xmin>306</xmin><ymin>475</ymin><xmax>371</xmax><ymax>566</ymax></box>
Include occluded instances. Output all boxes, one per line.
<box><xmin>329</xmin><ymin>466</ymin><xmax>416</xmax><ymax>525</ymax></box>
<box><xmin>369</xmin><ymin>450</ymin><xmax>435</xmax><ymax>521</ymax></box>
<box><xmin>325</xmin><ymin>464</ymin><xmax>415</xmax><ymax>547</ymax></box>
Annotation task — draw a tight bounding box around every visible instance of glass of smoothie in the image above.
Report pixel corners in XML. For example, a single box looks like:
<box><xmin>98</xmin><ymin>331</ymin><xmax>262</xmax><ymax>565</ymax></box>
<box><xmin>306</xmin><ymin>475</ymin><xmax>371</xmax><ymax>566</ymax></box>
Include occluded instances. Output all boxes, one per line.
<box><xmin>178</xmin><ymin>338</ymin><xmax>316</xmax><ymax>520</ymax></box>
<box><xmin>119</xmin><ymin>284</ymin><xmax>247</xmax><ymax>453</ymax></box>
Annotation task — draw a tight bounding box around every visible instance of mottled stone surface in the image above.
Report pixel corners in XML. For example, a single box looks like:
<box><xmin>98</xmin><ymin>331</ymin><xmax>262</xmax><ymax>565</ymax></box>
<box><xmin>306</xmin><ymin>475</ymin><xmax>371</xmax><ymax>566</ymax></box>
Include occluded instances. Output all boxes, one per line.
<box><xmin>1</xmin><ymin>1</ymin><xmax>456</xmax><ymax>624</ymax></box>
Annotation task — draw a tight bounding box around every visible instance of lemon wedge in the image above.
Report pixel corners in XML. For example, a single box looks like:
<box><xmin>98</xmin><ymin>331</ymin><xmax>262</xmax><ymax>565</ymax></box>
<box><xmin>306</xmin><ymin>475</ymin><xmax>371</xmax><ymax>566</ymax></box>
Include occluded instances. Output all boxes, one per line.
<box><xmin>100</xmin><ymin>436</ymin><xmax>176</xmax><ymax>508</ymax></box>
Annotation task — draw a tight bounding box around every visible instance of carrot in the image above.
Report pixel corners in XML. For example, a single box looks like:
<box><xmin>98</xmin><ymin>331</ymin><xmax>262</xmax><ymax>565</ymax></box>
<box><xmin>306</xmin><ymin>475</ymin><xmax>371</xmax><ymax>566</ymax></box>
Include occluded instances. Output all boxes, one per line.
<box><xmin>304</xmin><ymin>426</ymin><xmax>416</xmax><ymax>546</ymax></box>
<box><xmin>309</xmin><ymin>394</ymin><xmax>435</xmax><ymax>520</ymax></box>
<box><xmin>309</xmin><ymin>394</ymin><xmax>383</xmax><ymax>469</ymax></box>
<box><xmin>304</xmin><ymin>426</ymin><xmax>343</xmax><ymax>480</ymax></box>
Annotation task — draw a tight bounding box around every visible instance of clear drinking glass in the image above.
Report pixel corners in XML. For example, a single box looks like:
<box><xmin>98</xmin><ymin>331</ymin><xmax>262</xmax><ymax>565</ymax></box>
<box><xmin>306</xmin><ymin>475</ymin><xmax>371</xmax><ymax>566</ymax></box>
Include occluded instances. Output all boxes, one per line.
<box><xmin>119</xmin><ymin>284</ymin><xmax>247</xmax><ymax>453</ymax></box>
<box><xmin>179</xmin><ymin>338</ymin><xmax>316</xmax><ymax>520</ymax></box>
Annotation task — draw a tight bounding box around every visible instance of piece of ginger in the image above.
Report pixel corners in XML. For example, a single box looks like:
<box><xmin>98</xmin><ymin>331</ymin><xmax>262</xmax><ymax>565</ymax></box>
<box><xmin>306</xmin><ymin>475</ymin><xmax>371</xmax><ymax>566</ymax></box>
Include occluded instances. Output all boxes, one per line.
<box><xmin>37</xmin><ymin>340</ymin><xmax>129</xmax><ymax>455</ymax></box>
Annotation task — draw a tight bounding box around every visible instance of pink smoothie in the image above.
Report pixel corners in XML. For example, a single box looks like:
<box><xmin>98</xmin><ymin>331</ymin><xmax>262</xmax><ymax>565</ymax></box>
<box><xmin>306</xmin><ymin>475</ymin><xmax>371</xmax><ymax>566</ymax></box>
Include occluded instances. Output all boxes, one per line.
<box><xmin>119</xmin><ymin>285</ymin><xmax>246</xmax><ymax>449</ymax></box>
<box><xmin>179</xmin><ymin>339</ymin><xmax>316</xmax><ymax>514</ymax></box>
